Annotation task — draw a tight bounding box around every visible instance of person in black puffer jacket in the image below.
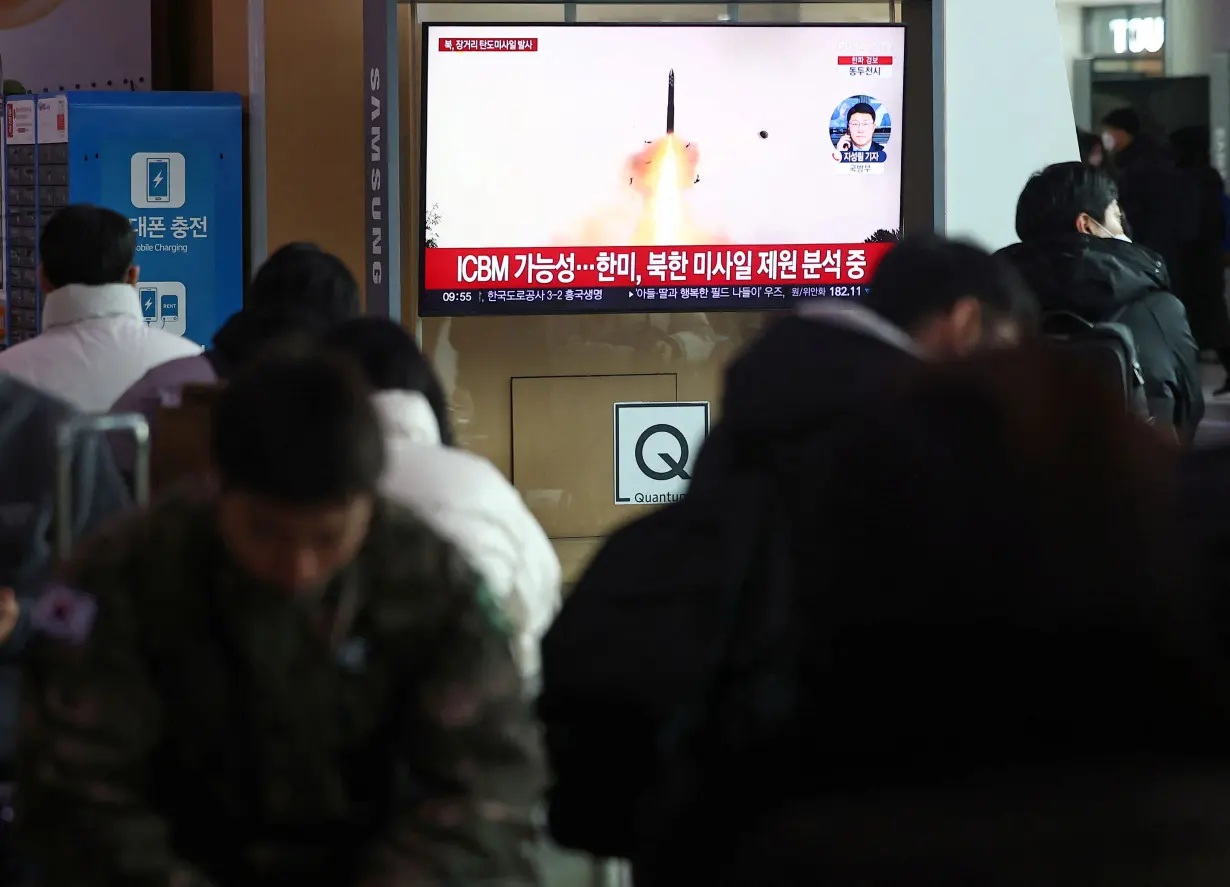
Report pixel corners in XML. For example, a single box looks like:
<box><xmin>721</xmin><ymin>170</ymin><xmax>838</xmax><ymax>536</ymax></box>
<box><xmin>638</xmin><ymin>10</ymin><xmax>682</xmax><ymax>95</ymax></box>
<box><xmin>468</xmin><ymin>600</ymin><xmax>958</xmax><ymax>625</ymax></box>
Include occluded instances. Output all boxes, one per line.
<box><xmin>1101</xmin><ymin>107</ymin><xmax>1198</xmax><ymax>275</ymax></box>
<box><xmin>999</xmin><ymin>161</ymin><xmax>1204</xmax><ymax>442</ymax></box>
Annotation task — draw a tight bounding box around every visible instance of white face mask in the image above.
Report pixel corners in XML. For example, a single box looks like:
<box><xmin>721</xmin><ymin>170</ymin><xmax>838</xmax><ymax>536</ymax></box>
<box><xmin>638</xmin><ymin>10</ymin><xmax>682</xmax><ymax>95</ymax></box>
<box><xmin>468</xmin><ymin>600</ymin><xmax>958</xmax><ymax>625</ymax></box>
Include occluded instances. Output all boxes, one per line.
<box><xmin>1092</xmin><ymin>219</ymin><xmax>1132</xmax><ymax>243</ymax></box>
<box><xmin>1101</xmin><ymin>131</ymin><xmax>1117</xmax><ymax>152</ymax></box>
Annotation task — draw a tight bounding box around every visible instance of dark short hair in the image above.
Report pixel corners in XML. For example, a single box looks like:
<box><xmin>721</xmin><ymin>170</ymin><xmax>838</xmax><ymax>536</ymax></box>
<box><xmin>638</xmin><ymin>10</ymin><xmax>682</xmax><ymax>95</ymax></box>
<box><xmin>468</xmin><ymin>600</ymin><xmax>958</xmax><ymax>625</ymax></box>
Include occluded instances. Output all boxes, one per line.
<box><xmin>39</xmin><ymin>204</ymin><xmax>135</xmax><ymax>291</ymax></box>
<box><xmin>863</xmin><ymin>235</ymin><xmax>1037</xmax><ymax>334</ymax></box>
<box><xmin>1015</xmin><ymin>161</ymin><xmax>1119</xmax><ymax>242</ymax></box>
<box><xmin>1102</xmin><ymin>107</ymin><xmax>1141</xmax><ymax>137</ymax></box>
<box><xmin>325</xmin><ymin>317</ymin><xmax>455</xmax><ymax>446</ymax></box>
<box><xmin>210</xmin><ymin>244</ymin><xmax>361</xmax><ymax>370</ymax></box>
<box><xmin>212</xmin><ymin>344</ymin><xmax>385</xmax><ymax>505</ymax></box>
<box><xmin>847</xmin><ymin>102</ymin><xmax>876</xmax><ymax>124</ymax></box>
<box><xmin>246</xmin><ymin>242</ymin><xmax>361</xmax><ymax>321</ymax></box>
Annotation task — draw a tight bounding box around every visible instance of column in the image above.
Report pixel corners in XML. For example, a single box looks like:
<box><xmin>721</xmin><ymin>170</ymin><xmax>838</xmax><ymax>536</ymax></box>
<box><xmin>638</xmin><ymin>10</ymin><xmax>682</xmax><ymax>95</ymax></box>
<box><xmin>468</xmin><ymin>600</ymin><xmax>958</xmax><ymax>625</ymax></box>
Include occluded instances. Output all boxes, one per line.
<box><xmin>263</xmin><ymin>0</ymin><xmax>366</xmax><ymax>289</ymax></box>
<box><xmin>1165</xmin><ymin>0</ymin><xmax>1230</xmax><ymax>77</ymax></box>
<box><xmin>929</xmin><ymin>0</ymin><xmax>1077</xmax><ymax>248</ymax></box>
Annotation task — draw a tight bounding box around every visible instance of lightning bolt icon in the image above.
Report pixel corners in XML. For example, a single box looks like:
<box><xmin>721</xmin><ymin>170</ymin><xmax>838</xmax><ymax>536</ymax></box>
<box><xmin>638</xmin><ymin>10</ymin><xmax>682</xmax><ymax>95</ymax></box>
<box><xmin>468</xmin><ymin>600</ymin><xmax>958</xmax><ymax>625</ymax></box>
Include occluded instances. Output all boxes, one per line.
<box><xmin>153</xmin><ymin>171</ymin><xmax>164</xmax><ymax>188</ymax></box>
<box><xmin>144</xmin><ymin>296</ymin><xmax>153</xmax><ymax>312</ymax></box>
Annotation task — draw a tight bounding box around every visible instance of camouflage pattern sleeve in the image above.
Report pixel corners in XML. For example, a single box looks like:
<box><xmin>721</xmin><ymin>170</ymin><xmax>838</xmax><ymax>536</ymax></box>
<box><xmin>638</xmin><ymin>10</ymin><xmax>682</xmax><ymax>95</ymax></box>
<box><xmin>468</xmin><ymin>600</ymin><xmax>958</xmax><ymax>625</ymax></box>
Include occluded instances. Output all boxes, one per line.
<box><xmin>16</xmin><ymin>525</ymin><xmax>216</xmax><ymax>887</ymax></box>
<box><xmin>356</xmin><ymin>546</ymin><xmax>547</xmax><ymax>887</ymax></box>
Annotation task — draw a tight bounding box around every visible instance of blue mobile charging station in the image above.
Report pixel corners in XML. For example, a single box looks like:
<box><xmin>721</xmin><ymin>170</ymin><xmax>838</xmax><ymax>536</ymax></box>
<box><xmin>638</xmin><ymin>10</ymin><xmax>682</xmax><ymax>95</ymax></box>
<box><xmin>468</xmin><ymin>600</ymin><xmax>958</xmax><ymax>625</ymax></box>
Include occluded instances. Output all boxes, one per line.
<box><xmin>2</xmin><ymin>91</ymin><xmax>243</xmax><ymax>348</ymax></box>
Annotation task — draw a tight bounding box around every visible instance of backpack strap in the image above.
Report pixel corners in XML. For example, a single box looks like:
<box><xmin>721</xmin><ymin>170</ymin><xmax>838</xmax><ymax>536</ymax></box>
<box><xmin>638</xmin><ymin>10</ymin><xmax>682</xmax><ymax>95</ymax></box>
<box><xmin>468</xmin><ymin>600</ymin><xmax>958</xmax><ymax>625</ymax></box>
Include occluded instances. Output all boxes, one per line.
<box><xmin>1042</xmin><ymin>309</ymin><xmax>1095</xmax><ymax>328</ymax></box>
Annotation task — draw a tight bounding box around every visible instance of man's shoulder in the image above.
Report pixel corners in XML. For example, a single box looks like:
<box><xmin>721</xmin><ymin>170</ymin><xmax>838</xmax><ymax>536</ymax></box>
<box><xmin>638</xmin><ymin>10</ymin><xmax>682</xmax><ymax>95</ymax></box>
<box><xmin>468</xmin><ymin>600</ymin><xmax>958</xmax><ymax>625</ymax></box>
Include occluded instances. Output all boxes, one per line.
<box><xmin>0</xmin><ymin>334</ymin><xmax>49</xmax><ymax>372</ymax></box>
<box><xmin>62</xmin><ymin>490</ymin><xmax>214</xmax><ymax>592</ymax></box>
<box><xmin>1132</xmin><ymin>287</ymin><xmax>1192</xmax><ymax>329</ymax></box>
<box><xmin>113</xmin><ymin>352</ymin><xmax>214</xmax><ymax>412</ymax></box>
<box><xmin>363</xmin><ymin>498</ymin><xmax>470</xmax><ymax>578</ymax></box>
<box><xmin>359</xmin><ymin>498</ymin><xmax>489</xmax><ymax>630</ymax></box>
<box><xmin>384</xmin><ymin>442</ymin><xmax>522</xmax><ymax>512</ymax></box>
<box><xmin>134</xmin><ymin>324</ymin><xmax>204</xmax><ymax>360</ymax></box>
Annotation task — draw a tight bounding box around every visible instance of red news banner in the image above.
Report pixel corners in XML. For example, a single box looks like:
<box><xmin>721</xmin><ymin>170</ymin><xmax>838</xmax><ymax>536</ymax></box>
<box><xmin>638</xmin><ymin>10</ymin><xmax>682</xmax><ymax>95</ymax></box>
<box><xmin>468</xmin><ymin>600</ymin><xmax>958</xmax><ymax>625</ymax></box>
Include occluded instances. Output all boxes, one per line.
<box><xmin>836</xmin><ymin>55</ymin><xmax>894</xmax><ymax>65</ymax></box>
<box><xmin>438</xmin><ymin>37</ymin><xmax>538</xmax><ymax>52</ymax></box>
<box><xmin>424</xmin><ymin>243</ymin><xmax>894</xmax><ymax>291</ymax></box>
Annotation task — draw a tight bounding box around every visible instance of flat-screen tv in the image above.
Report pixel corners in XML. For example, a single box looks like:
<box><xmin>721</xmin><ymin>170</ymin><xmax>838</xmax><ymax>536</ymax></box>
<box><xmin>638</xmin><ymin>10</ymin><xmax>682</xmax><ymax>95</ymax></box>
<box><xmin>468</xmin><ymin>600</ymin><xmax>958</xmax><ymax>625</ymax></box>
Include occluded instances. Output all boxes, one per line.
<box><xmin>420</xmin><ymin>23</ymin><xmax>906</xmax><ymax>316</ymax></box>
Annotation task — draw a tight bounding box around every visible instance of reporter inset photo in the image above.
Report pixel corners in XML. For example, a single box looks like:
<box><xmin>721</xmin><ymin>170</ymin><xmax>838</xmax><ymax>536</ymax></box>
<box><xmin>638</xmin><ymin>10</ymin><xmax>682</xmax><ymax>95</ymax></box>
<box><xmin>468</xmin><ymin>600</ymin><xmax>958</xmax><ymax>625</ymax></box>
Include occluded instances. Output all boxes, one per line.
<box><xmin>830</xmin><ymin>96</ymin><xmax>892</xmax><ymax>170</ymax></box>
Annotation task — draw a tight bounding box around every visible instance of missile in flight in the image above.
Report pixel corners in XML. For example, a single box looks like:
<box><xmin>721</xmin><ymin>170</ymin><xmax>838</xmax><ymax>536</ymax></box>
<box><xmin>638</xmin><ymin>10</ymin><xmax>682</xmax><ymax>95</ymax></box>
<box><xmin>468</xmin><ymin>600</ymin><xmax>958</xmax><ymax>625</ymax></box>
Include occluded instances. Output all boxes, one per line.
<box><xmin>666</xmin><ymin>69</ymin><xmax>675</xmax><ymax>134</ymax></box>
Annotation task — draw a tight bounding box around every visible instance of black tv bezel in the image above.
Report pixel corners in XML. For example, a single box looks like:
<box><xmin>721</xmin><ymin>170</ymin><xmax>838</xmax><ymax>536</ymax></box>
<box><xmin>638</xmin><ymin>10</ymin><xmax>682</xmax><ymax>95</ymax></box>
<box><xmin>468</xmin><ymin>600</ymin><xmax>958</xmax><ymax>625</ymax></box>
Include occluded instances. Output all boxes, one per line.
<box><xmin>418</xmin><ymin>20</ymin><xmax>909</xmax><ymax>318</ymax></box>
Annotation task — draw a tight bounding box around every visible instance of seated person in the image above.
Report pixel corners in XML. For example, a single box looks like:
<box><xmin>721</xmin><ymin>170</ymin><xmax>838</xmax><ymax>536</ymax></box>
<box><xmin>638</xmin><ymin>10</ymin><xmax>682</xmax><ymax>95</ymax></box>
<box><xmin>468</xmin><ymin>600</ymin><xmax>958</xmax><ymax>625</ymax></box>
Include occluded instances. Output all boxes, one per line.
<box><xmin>326</xmin><ymin>317</ymin><xmax>561</xmax><ymax>681</ymax></box>
<box><xmin>691</xmin><ymin>234</ymin><xmax>1035</xmax><ymax>492</ymax></box>
<box><xmin>110</xmin><ymin>242</ymin><xmax>361</xmax><ymax>477</ymax></box>
<box><xmin>0</xmin><ymin>205</ymin><xmax>201</xmax><ymax>411</ymax></box>
<box><xmin>674</xmin><ymin>346</ymin><xmax>1230</xmax><ymax>886</ymax></box>
<box><xmin>17</xmin><ymin>345</ymin><xmax>544</xmax><ymax>887</ymax></box>
<box><xmin>0</xmin><ymin>375</ymin><xmax>128</xmax><ymax>882</ymax></box>
<box><xmin>999</xmin><ymin>161</ymin><xmax>1203</xmax><ymax>441</ymax></box>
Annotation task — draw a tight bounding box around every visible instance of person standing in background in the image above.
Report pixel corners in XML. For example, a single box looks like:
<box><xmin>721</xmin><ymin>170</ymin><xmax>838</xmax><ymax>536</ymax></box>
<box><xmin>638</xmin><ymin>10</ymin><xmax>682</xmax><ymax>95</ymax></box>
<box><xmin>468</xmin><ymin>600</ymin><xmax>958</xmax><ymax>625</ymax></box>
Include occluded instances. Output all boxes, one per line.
<box><xmin>1169</xmin><ymin>126</ymin><xmax>1230</xmax><ymax>394</ymax></box>
<box><xmin>1100</xmin><ymin>108</ymin><xmax>1197</xmax><ymax>276</ymax></box>
<box><xmin>1077</xmin><ymin>128</ymin><xmax>1107</xmax><ymax>169</ymax></box>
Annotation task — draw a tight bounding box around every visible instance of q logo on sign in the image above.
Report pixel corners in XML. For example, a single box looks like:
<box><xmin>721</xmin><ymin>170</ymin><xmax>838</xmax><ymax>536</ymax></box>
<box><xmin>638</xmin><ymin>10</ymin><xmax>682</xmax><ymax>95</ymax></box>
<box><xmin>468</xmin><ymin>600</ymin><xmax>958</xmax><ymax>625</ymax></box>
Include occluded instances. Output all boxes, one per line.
<box><xmin>634</xmin><ymin>424</ymin><xmax>692</xmax><ymax>481</ymax></box>
<box><xmin>614</xmin><ymin>401</ymin><xmax>709</xmax><ymax>505</ymax></box>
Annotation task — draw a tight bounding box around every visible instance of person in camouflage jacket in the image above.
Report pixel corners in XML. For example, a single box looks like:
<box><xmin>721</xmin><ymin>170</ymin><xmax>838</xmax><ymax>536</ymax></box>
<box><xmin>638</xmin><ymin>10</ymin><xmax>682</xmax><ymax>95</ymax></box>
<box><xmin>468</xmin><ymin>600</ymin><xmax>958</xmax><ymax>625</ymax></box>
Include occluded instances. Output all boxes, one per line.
<box><xmin>17</xmin><ymin>343</ymin><xmax>545</xmax><ymax>887</ymax></box>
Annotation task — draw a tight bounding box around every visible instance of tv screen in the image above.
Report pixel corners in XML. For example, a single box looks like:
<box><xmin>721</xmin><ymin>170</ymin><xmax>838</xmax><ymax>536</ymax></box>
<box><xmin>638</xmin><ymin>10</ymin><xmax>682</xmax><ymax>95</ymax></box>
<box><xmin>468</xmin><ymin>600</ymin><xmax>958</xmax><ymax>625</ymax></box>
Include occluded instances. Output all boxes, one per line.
<box><xmin>420</xmin><ymin>23</ymin><xmax>906</xmax><ymax>316</ymax></box>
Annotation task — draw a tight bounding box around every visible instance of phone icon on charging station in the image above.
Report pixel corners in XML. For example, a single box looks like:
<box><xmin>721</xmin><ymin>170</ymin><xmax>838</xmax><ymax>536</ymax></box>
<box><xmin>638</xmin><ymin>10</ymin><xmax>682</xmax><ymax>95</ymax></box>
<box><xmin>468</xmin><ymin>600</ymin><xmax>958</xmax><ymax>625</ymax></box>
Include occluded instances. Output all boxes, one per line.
<box><xmin>159</xmin><ymin>293</ymin><xmax>179</xmax><ymax>323</ymax></box>
<box><xmin>139</xmin><ymin>287</ymin><xmax>158</xmax><ymax>324</ymax></box>
<box><xmin>145</xmin><ymin>158</ymin><xmax>171</xmax><ymax>203</ymax></box>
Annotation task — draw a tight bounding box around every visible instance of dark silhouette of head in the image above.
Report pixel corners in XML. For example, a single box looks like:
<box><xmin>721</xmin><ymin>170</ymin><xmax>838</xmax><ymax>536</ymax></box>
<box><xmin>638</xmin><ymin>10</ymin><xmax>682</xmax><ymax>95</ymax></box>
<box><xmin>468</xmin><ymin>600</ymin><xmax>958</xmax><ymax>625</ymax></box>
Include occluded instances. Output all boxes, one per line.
<box><xmin>213</xmin><ymin>343</ymin><xmax>384</xmax><ymax>596</ymax></box>
<box><xmin>864</xmin><ymin>235</ymin><xmax>1037</xmax><ymax>357</ymax></box>
<box><xmin>1015</xmin><ymin>161</ymin><xmax>1125</xmax><ymax>241</ymax></box>
<box><xmin>324</xmin><ymin>317</ymin><xmax>455</xmax><ymax>446</ymax></box>
<box><xmin>38</xmin><ymin>204</ymin><xmax>137</xmax><ymax>292</ymax></box>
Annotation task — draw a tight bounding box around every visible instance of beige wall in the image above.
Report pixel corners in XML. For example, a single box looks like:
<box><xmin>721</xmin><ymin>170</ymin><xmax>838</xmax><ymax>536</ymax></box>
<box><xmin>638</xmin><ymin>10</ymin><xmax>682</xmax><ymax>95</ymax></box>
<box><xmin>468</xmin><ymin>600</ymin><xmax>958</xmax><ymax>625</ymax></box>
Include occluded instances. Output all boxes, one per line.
<box><xmin>264</xmin><ymin>0</ymin><xmax>367</xmax><ymax>284</ymax></box>
<box><xmin>158</xmin><ymin>0</ymin><xmax>367</xmax><ymax>279</ymax></box>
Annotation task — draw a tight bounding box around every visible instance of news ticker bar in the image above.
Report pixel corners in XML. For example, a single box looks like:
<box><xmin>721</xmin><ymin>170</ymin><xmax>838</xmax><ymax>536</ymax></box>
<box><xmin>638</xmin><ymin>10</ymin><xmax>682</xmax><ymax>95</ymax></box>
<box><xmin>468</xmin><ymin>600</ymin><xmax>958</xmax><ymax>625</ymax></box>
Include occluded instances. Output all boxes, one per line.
<box><xmin>423</xmin><ymin>242</ymin><xmax>894</xmax><ymax>291</ymax></box>
<box><xmin>418</xmin><ymin>281</ymin><xmax>874</xmax><ymax>317</ymax></box>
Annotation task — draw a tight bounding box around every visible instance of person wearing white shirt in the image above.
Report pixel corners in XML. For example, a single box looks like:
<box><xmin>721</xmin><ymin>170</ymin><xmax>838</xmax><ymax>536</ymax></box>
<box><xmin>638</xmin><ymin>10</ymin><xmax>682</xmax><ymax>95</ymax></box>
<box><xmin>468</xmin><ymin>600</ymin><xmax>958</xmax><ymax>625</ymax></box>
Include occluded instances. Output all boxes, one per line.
<box><xmin>326</xmin><ymin>317</ymin><xmax>561</xmax><ymax>680</ymax></box>
<box><xmin>0</xmin><ymin>204</ymin><xmax>200</xmax><ymax>411</ymax></box>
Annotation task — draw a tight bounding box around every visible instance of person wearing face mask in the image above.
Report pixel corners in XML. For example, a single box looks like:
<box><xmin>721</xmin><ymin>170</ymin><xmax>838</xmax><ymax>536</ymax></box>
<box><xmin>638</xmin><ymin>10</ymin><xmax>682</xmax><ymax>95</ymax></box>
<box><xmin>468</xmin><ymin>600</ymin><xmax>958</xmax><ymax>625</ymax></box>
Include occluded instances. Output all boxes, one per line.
<box><xmin>1076</xmin><ymin>128</ymin><xmax>1107</xmax><ymax>170</ymax></box>
<box><xmin>999</xmin><ymin>161</ymin><xmax>1204</xmax><ymax>441</ymax></box>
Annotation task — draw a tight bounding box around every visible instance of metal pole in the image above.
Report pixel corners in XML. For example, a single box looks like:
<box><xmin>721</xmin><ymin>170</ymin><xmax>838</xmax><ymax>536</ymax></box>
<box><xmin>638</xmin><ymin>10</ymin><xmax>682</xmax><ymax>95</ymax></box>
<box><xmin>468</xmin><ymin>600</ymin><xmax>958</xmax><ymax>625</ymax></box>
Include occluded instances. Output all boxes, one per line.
<box><xmin>247</xmin><ymin>0</ymin><xmax>268</xmax><ymax>272</ymax></box>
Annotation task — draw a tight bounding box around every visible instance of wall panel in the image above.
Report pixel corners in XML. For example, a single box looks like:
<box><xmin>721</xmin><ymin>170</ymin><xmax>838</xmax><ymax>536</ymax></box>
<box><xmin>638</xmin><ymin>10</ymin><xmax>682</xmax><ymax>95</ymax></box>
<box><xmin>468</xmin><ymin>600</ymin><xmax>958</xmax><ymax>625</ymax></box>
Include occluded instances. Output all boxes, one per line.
<box><xmin>264</xmin><ymin>0</ymin><xmax>366</xmax><ymax>283</ymax></box>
